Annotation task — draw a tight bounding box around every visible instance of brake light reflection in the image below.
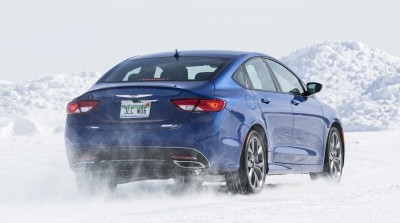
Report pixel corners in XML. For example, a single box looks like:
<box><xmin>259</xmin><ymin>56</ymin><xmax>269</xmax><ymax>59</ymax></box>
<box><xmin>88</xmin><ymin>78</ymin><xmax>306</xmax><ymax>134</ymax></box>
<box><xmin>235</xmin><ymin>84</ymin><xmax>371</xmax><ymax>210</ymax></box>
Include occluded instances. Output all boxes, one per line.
<box><xmin>171</xmin><ymin>98</ymin><xmax>225</xmax><ymax>112</ymax></box>
<box><xmin>66</xmin><ymin>100</ymin><xmax>99</xmax><ymax>114</ymax></box>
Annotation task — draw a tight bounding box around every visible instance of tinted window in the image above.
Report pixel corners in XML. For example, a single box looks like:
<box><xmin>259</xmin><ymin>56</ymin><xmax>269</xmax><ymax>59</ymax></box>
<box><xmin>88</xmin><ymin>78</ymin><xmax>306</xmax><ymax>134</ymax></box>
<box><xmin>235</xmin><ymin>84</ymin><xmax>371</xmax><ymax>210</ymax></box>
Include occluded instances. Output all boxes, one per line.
<box><xmin>233</xmin><ymin>66</ymin><xmax>248</xmax><ymax>88</ymax></box>
<box><xmin>100</xmin><ymin>57</ymin><xmax>230</xmax><ymax>82</ymax></box>
<box><xmin>266</xmin><ymin>59</ymin><xmax>304</xmax><ymax>94</ymax></box>
<box><xmin>244</xmin><ymin>58</ymin><xmax>277</xmax><ymax>91</ymax></box>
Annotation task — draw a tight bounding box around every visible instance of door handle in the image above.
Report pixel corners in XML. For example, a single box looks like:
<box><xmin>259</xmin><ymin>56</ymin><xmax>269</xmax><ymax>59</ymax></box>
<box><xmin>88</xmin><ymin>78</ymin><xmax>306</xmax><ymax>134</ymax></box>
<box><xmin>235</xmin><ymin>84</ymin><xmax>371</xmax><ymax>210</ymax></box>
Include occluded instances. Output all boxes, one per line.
<box><xmin>261</xmin><ymin>98</ymin><xmax>270</xmax><ymax>104</ymax></box>
<box><xmin>291</xmin><ymin>99</ymin><xmax>300</xmax><ymax>105</ymax></box>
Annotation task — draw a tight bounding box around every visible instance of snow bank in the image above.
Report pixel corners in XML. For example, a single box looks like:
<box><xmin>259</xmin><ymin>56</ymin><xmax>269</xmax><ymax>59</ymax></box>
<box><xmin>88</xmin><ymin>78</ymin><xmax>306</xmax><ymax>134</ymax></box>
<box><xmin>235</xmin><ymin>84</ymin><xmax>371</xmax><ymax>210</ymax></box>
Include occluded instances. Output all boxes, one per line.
<box><xmin>1</xmin><ymin>41</ymin><xmax>400</xmax><ymax>136</ymax></box>
<box><xmin>282</xmin><ymin>41</ymin><xmax>400</xmax><ymax>131</ymax></box>
<box><xmin>0</xmin><ymin>71</ymin><xmax>101</xmax><ymax>136</ymax></box>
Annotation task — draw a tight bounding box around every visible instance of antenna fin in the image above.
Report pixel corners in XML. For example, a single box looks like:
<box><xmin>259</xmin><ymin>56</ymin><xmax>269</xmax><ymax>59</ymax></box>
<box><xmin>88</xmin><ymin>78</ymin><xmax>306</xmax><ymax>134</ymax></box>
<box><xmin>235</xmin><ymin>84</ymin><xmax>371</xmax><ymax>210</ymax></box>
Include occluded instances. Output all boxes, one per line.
<box><xmin>174</xmin><ymin>49</ymin><xmax>180</xmax><ymax>60</ymax></box>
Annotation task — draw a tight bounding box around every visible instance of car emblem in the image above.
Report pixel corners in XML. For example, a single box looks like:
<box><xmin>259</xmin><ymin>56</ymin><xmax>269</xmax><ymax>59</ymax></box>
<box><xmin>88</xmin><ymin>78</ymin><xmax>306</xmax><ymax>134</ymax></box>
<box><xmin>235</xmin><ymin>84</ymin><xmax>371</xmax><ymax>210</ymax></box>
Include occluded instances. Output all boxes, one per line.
<box><xmin>116</xmin><ymin>94</ymin><xmax>153</xmax><ymax>98</ymax></box>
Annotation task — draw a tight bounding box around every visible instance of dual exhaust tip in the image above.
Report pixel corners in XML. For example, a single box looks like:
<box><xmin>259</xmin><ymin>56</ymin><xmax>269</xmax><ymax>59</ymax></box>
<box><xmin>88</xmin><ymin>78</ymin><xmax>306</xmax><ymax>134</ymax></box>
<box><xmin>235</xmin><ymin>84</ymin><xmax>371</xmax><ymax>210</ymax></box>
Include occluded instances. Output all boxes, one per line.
<box><xmin>171</xmin><ymin>155</ymin><xmax>206</xmax><ymax>169</ymax></box>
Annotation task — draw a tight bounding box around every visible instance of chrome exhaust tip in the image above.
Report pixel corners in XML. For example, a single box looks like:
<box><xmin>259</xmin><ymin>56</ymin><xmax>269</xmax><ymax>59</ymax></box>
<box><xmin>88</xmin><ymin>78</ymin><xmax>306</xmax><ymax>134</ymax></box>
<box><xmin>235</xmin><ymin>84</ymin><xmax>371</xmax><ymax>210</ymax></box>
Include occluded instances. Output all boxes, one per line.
<box><xmin>173</xmin><ymin>160</ymin><xmax>206</xmax><ymax>169</ymax></box>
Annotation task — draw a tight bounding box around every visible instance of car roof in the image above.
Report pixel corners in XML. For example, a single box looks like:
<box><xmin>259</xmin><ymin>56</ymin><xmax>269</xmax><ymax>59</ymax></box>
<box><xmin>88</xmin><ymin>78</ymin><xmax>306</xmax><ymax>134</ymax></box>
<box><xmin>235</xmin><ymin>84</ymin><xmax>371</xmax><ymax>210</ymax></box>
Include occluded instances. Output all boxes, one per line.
<box><xmin>128</xmin><ymin>50</ymin><xmax>270</xmax><ymax>60</ymax></box>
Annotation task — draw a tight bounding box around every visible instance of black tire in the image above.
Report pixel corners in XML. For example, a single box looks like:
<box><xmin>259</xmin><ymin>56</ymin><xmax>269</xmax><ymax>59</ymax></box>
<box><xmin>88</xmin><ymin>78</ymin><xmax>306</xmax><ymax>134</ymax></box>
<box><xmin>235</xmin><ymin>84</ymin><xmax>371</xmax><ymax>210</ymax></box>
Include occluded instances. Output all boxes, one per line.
<box><xmin>226</xmin><ymin>129</ymin><xmax>267</xmax><ymax>194</ymax></box>
<box><xmin>310</xmin><ymin>126</ymin><xmax>344</xmax><ymax>182</ymax></box>
<box><xmin>75</xmin><ymin>170</ymin><xmax>117</xmax><ymax>194</ymax></box>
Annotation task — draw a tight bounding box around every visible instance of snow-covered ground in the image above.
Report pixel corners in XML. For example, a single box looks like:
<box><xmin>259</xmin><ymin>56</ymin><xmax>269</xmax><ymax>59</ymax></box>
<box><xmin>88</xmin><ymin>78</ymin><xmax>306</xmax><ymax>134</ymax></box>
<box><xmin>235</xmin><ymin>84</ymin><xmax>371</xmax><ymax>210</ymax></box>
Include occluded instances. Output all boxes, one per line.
<box><xmin>1</xmin><ymin>41</ymin><xmax>400</xmax><ymax>222</ymax></box>
<box><xmin>1</xmin><ymin>131</ymin><xmax>399</xmax><ymax>222</ymax></box>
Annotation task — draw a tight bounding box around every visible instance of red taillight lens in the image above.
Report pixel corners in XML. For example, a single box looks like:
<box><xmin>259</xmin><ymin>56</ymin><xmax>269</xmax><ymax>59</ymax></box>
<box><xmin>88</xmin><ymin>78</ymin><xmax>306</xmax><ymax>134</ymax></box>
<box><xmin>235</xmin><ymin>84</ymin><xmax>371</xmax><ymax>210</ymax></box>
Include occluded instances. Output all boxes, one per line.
<box><xmin>66</xmin><ymin>100</ymin><xmax>99</xmax><ymax>114</ymax></box>
<box><xmin>196</xmin><ymin>99</ymin><xmax>225</xmax><ymax>111</ymax></box>
<box><xmin>67</xmin><ymin>102</ymin><xmax>79</xmax><ymax>114</ymax></box>
<box><xmin>171</xmin><ymin>98</ymin><xmax>225</xmax><ymax>112</ymax></box>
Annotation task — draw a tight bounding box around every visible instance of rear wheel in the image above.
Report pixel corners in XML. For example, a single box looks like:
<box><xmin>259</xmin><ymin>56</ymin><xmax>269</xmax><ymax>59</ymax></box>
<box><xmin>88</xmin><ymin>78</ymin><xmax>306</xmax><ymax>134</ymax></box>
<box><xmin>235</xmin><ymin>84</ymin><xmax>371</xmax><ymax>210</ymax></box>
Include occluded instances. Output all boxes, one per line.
<box><xmin>310</xmin><ymin>126</ymin><xmax>344</xmax><ymax>182</ymax></box>
<box><xmin>75</xmin><ymin>170</ymin><xmax>117</xmax><ymax>194</ymax></box>
<box><xmin>226</xmin><ymin>130</ymin><xmax>266</xmax><ymax>194</ymax></box>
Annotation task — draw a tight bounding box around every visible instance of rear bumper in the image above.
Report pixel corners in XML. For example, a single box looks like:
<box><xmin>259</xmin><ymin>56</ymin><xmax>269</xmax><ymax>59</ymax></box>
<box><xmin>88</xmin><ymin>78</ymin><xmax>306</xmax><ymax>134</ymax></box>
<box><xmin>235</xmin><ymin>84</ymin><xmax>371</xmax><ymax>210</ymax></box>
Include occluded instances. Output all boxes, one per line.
<box><xmin>65</xmin><ymin>109</ymin><xmax>250</xmax><ymax>174</ymax></box>
<box><xmin>67</xmin><ymin>147</ymin><xmax>210</xmax><ymax>182</ymax></box>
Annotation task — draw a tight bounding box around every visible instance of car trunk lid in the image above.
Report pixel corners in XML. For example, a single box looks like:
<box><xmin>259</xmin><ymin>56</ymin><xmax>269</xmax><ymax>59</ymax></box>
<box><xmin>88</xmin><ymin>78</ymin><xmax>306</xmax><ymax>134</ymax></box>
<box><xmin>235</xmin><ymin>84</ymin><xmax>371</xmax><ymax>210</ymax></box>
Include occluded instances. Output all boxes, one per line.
<box><xmin>79</xmin><ymin>81</ymin><xmax>214</xmax><ymax>130</ymax></box>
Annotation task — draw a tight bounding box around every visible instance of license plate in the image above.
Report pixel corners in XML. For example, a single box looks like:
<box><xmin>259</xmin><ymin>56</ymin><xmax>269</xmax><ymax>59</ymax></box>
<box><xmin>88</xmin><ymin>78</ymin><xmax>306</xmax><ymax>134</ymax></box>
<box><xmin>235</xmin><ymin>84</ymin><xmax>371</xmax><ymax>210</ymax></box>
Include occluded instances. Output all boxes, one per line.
<box><xmin>120</xmin><ymin>100</ymin><xmax>151</xmax><ymax>118</ymax></box>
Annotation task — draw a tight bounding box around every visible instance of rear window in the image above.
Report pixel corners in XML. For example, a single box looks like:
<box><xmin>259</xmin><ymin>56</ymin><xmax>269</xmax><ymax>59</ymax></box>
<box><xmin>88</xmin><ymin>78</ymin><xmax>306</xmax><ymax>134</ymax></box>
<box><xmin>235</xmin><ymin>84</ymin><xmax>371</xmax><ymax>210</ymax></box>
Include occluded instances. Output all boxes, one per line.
<box><xmin>99</xmin><ymin>57</ymin><xmax>230</xmax><ymax>82</ymax></box>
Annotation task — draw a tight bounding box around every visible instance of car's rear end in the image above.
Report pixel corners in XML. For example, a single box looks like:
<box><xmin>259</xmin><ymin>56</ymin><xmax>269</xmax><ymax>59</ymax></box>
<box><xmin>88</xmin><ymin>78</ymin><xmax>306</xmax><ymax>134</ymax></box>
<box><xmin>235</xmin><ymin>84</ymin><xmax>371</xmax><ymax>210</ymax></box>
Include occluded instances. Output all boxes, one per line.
<box><xmin>65</xmin><ymin>54</ymin><xmax>242</xmax><ymax>185</ymax></box>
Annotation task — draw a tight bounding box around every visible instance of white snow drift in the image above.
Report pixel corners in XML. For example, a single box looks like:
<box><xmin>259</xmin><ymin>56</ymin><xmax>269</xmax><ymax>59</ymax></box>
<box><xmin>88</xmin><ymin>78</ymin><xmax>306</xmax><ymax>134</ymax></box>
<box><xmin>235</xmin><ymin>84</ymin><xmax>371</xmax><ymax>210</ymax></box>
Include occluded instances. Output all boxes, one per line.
<box><xmin>1</xmin><ymin>41</ymin><xmax>400</xmax><ymax>136</ymax></box>
<box><xmin>0</xmin><ymin>71</ymin><xmax>100</xmax><ymax>137</ymax></box>
<box><xmin>282</xmin><ymin>41</ymin><xmax>400</xmax><ymax>131</ymax></box>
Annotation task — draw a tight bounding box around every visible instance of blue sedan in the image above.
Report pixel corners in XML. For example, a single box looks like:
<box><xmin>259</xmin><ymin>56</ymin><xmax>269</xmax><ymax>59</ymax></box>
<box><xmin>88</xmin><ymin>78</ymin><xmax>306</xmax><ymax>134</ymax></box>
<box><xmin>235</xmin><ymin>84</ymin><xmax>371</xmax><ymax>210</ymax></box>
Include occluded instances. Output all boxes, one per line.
<box><xmin>65</xmin><ymin>50</ymin><xmax>344</xmax><ymax>193</ymax></box>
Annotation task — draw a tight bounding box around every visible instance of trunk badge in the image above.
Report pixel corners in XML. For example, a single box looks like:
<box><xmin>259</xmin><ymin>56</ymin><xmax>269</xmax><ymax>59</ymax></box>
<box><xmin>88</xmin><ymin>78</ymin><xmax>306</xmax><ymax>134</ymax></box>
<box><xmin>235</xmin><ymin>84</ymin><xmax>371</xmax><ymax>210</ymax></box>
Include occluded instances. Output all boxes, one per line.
<box><xmin>116</xmin><ymin>94</ymin><xmax>153</xmax><ymax>98</ymax></box>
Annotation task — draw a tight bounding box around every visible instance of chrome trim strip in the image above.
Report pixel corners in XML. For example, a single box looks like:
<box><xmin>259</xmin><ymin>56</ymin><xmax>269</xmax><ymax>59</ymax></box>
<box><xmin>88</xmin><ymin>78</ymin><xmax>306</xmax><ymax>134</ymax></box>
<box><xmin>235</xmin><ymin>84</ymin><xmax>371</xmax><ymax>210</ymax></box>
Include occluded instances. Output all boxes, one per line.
<box><xmin>161</xmin><ymin>124</ymin><xmax>179</xmax><ymax>128</ymax></box>
<box><xmin>73</xmin><ymin>161</ymin><xmax>95</xmax><ymax>169</ymax></box>
<box><xmin>74</xmin><ymin>161</ymin><xmax>95</xmax><ymax>165</ymax></box>
<box><xmin>116</xmin><ymin>94</ymin><xmax>153</xmax><ymax>98</ymax></box>
<box><xmin>109</xmin><ymin>159</ymin><xmax>166</xmax><ymax>162</ymax></box>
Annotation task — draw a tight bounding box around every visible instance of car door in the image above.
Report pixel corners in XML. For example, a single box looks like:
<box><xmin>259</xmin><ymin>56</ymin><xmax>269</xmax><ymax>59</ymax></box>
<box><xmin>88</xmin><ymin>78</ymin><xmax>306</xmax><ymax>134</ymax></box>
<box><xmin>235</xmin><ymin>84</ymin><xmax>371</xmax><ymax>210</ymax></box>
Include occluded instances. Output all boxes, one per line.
<box><xmin>265</xmin><ymin>59</ymin><xmax>325</xmax><ymax>165</ymax></box>
<box><xmin>241</xmin><ymin>58</ymin><xmax>294</xmax><ymax>166</ymax></box>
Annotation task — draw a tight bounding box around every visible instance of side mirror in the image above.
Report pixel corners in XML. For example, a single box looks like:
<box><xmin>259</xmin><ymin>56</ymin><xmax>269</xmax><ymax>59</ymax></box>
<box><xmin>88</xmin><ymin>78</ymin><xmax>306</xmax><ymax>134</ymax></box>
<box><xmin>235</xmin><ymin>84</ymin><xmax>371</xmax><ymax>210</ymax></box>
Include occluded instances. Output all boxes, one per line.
<box><xmin>306</xmin><ymin>82</ymin><xmax>323</xmax><ymax>95</ymax></box>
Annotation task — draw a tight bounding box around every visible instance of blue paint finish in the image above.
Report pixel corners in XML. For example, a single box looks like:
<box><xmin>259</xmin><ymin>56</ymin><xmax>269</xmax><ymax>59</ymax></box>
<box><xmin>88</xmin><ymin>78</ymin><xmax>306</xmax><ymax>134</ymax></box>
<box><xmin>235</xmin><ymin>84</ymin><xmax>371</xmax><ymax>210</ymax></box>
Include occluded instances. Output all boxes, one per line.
<box><xmin>290</xmin><ymin>94</ymin><xmax>326</xmax><ymax>165</ymax></box>
<box><xmin>250</xmin><ymin>90</ymin><xmax>294</xmax><ymax>165</ymax></box>
<box><xmin>245</xmin><ymin>94</ymin><xmax>256</xmax><ymax>110</ymax></box>
<box><xmin>65</xmin><ymin>50</ymin><xmax>343</xmax><ymax>178</ymax></box>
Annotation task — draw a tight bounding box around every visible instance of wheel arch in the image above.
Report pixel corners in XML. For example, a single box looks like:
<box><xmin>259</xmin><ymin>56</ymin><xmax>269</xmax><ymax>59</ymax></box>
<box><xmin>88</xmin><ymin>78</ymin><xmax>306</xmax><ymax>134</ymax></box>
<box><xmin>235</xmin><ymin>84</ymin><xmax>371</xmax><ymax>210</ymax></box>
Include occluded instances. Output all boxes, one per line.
<box><xmin>248</xmin><ymin>123</ymin><xmax>269</xmax><ymax>174</ymax></box>
<box><xmin>330</xmin><ymin>121</ymin><xmax>345</xmax><ymax>165</ymax></box>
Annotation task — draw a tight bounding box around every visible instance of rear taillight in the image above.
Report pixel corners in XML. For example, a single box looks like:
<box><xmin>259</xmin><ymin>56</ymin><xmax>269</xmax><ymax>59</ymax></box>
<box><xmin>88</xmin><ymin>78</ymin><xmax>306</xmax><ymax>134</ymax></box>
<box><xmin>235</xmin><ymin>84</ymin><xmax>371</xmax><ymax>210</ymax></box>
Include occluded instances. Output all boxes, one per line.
<box><xmin>66</xmin><ymin>100</ymin><xmax>99</xmax><ymax>114</ymax></box>
<box><xmin>171</xmin><ymin>98</ymin><xmax>225</xmax><ymax>112</ymax></box>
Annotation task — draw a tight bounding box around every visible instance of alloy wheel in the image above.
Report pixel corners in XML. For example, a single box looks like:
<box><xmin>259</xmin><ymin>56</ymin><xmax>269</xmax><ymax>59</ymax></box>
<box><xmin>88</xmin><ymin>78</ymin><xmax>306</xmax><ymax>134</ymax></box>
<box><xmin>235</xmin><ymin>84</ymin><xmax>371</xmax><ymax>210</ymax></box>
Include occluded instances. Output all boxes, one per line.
<box><xmin>328</xmin><ymin>129</ymin><xmax>343</xmax><ymax>180</ymax></box>
<box><xmin>246</xmin><ymin>132</ymin><xmax>265</xmax><ymax>190</ymax></box>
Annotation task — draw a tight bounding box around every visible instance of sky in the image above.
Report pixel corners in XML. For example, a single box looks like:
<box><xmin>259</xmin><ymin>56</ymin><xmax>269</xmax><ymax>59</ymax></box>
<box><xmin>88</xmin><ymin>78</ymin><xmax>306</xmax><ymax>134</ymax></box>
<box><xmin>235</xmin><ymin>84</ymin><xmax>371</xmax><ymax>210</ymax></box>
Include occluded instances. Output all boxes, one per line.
<box><xmin>1</xmin><ymin>0</ymin><xmax>400</xmax><ymax>82</ymax></box>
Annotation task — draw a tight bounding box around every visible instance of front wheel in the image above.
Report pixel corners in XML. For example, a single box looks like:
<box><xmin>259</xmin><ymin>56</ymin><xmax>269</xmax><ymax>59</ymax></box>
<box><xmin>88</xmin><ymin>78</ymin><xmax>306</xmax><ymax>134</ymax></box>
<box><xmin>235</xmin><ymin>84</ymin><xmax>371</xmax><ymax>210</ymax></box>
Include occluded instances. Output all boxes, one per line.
<box><xmin>310</xmin><ymin>126</ymin><xmax>344</xmax><ymax>182</ymax></box>
<box><xmin>226</xmin><ymin>130</ymin><xmax>266</xmax><ymax>194</ymax></box>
